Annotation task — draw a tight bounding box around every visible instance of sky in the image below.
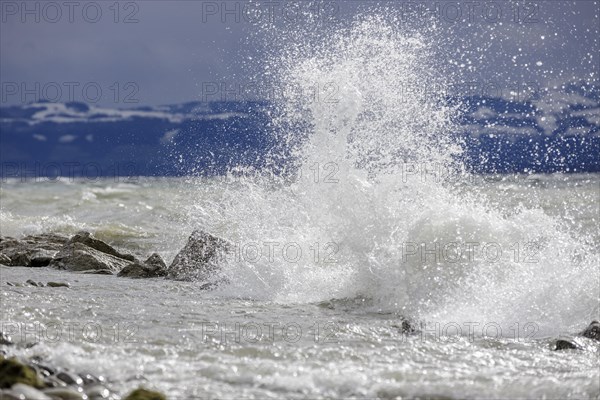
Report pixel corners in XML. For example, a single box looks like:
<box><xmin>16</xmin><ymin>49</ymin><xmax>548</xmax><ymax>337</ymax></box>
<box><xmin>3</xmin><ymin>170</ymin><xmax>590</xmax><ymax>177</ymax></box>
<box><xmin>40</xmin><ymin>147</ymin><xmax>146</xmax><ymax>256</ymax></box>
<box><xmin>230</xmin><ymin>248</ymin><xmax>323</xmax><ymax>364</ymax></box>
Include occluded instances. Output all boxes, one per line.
<box><xmin>1</xmin><ymin>0</ymin><xmax>598</xmax><ymax>107</ymax></box>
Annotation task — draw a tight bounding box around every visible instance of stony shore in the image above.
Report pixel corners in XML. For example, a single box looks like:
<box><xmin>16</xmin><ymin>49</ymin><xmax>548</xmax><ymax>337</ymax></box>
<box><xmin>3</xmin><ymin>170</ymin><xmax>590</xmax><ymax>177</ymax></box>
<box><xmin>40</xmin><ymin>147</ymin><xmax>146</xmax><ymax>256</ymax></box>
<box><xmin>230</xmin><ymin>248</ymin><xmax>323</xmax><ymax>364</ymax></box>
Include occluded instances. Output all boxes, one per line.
<box><xmin>1</xmin><ymin>229</ymin><xmax>229</xmax><ymax>399</ymax></box>
<box><xmin>0</xmin><ymin>230</ymin><xmax>228</xmax><ymax>282</ymax></box>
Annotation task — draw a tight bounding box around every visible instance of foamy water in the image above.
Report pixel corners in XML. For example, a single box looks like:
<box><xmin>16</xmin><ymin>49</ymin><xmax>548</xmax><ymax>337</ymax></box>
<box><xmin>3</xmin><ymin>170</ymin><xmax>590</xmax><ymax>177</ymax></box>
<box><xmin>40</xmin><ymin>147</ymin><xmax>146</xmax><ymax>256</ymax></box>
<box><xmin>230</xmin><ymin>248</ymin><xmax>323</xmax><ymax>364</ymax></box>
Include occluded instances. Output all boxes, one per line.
<box><xmin>2</xmin><ymin>13</ymin><xmax>599</xmax><ymax>399</ymax></box>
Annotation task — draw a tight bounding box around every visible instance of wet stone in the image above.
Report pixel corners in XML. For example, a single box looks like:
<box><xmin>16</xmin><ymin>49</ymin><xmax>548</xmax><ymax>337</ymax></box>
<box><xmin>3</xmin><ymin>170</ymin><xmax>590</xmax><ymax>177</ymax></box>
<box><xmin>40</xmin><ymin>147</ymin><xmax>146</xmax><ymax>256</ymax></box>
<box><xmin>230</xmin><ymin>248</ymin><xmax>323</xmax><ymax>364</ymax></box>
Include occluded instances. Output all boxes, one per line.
<box><xmin>55</xmin><ymin>371</ymin><xmax>84</xmax><ymax>386</ymax></box>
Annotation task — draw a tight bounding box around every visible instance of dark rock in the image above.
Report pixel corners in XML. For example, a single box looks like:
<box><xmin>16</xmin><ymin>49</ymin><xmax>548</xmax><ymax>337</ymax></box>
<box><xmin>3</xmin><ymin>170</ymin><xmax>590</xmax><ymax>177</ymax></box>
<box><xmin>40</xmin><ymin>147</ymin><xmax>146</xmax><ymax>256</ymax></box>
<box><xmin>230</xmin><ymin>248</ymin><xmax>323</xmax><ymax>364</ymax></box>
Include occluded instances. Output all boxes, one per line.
<box><xmin>50</xmin><ymin>242</ymin><xmax>131</xmax><ymax>274</ymax></box>
<box><xmin>79</xmin><ymin>371</ymin><xmax>103</xmax><ymax>386</ymax></box>
<box><xmin>46</xmin><ymin>282</ymin><xmax>70</xmax><ymax>288</ymax></box>
<box><xmin>30</xmin><ymin>256</ymin><xmax>52</xmax><ymax>268</ymax></box>
<box><xmin>167</xmin><ymin>230</ymin><xmax>229</xmax><ymax>282</ymax></box>
<box><xmin>580</xmin><ymin>320</ymin><xmax>600</xmax><ymax>341</ymax></box>
<box><xmin>67</xmin><ymin>231</ymin><xmax>135</xmax><ymax>261</ymax></box>
<box><xmin>78</xmin><ymin>269</ymin><xmax>114</xmax><ymax>275</ymax></box>
<box><xmin>0</xmin><ymin>332</ymin><xmax>13</xmax><ymax>346</ymax></box>
<box><xmin>555</xmin><ymin>339</ymin><xmax>581</xmax><ymax>350</ymax></box>
<box><xmin>55</xmin><ymin>371</ymin><xmax>83</xmax><ymax>386</ymax></box>
<box><xmin>0</xmin><ymin>356</ymin><xmax>43</xmax><ymax>389</ymax></box>
<box><xmin>401</xmin><ymin>319</ymin><xmax>417</xmax><ymax>334</ymax></box>
<box><xmin>0</xmin><ymin>233</ymin><xmax>68</xmax><ymax>267</ymax></box>
<box><xmin>118</xmin><ymin>253</ymin><xmax>167</xmax><ymax>279</ymax></box>
<box><xmin>26</xmin><ymin>279</ymin><xmax>38</xmax><ymax>287</ymax></box>
<box><xmin>145</xmin><ymin>253</ymin><xmax>167</xmax><ymax>270</ymax></box>
<box><xmin>124</xmin><ymin>388</ymin><xmax>167</xmax><ymax>400</ymax></box>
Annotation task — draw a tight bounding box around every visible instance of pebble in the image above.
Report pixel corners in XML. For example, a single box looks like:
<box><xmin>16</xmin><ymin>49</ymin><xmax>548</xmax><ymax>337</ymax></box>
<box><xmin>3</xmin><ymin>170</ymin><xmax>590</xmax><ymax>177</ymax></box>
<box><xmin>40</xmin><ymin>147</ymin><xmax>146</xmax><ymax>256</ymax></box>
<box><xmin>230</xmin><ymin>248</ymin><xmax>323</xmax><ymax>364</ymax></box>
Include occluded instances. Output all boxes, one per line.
<box><xmin>11</xmin><ymin>383</ymin><xmax>52</xmax><ymax>400</ymax></box>
<box><xmin>43</xmin><ymin>387</ymin><xmax>88</xmax><ymax>400</ymax></box>
<box><xmin>25</xmin><ymin>279</ymin><xmax>38</xmax><ymax>287</ymax></box>
<box><xmin>56</xmin><ymin>371</ymin><xmax>84</xmax><ymax>386</ymax></box>
<box><xmin>47</xmin><ymin>282</ymin><xmax>71</xmax><ymax>288</ymax></box>
<box><xmin>79</xmin><ymin>372</ymin><xmax>103</xmax><ymax>385</ymax></box>
<box><xmin>0</xmin><ymin>389</ymin><xmax>25</xmax><ymax>400</ymax></box>
<box><xmin>43</xmin><ymin>374</ymin><xmax>69</xmax><ymax>388</ymax></box>
<box><xmin>85</xmin><ymin>385</ymin><xmax>110</xmax><ymax>399</ymax></box>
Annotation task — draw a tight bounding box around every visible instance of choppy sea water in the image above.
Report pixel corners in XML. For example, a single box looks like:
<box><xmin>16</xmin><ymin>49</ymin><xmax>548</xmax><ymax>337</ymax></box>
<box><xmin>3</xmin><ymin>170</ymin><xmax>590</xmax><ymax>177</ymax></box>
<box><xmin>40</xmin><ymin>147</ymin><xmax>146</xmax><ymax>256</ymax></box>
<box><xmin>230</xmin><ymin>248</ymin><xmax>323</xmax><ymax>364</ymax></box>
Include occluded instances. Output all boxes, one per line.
<box><xmin>1</xmin><ymin>174</ymin><xmax>599</xmax><ymax>399</ymax></box>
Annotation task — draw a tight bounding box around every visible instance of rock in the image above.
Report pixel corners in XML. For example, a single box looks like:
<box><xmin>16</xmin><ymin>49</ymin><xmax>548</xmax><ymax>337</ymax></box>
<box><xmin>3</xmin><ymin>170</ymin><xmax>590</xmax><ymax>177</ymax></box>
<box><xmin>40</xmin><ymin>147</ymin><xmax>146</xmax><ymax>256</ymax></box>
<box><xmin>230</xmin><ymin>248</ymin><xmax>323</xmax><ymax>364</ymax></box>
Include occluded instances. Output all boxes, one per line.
<box><xmin>50</xmin><ymin>242</ymin><xmax>131</xmax><ymax>274</ymax></box>
<box><xmin>0</xmin><ymin>253</ymin><xmax>11</xmax><ymax>265</ymax></box>
<box><xmin>25</xmin><ymin>280</ymin><xmax>39</xmax><ymax>287</ymax></box>
<box><xmin>0</xmin><ymin>233</ymin><xmax>68</xmax><ymax>267</ymax></box>
<box><xmin>580</xmin><ymin>320</ymin><xmax>600</xmax><ymax>341</ymax></box>
<box><xmin>554</xmin><ymin>321</ymin><xmax>600</xmax><ymax>351</ymax></box>
<box><xmin>78</xmin><ymin>269</ymin><xmax>114</xmax><ymax>275</ymax></box>
<box><xmin>41</xmin><ymin>375</ymin><xmax>68</xmax><ymax>388</ymax></box>
<box><xmin>167</xmin><ymin>230</ymin><xmax>229</xmax><ymax>282</ymax></box>
<box><xmin>11</xmin><ymin>383</ymin><xmax>52</xmax><ymax>400</ymax></box>
<box><xmin>0</xmin><ymin>389</ymin><xmax>26</xmax><ymax>399</ymax></box>
<box><xmin>79</xmin><ymin>372</ymin><xmax>103</xmax><ymax>386</ymax></box>
<box><xmin>46</xmin><ymin>282</ymin><xmax>70</xmax><ymax>288</ymax></box>
<box><xmin>401</xmin><ymin>319</ymin><xmax>417</xmax><ymax>334</ymax></box>
<box><xmin>124</xmin><ymin>388</ymin><xmax>167</xmax><ymax>400</ymax></box>
<box><xmin>29</xmin><ymin>256</ymin><xmax>52</xmax><ymax>268</ymax></box>
<box><xmin>42</xmin><ymin>387</ymin><xmax>87</xmax><ymax>399</ymax></box>
<box><xmin>67</xmin><ymin>231</ymin><xmax>135</xmax><ymax>261</ymax></box>
<box><xmin>0</xmin><ymin>332</ymin><xmax>13</xmax><ymax>346</ymax></box>
<box><xmin>554</xmin><ymin>339</ymin><xmax>581</xmax><ymax>350</ymax></box>
<box><xmin>85</xmin><ymin>385</ymin><xmax>110</xmax><ymax>399</ymax></box>
<box><xmin>55</xmin><ymin>371</ymin><xmax>83</xmax><ymax>386</ymax></box>
<box><xmin>118</xmin><ymin>253</ymin><xmax>167</xmax><ymax>279</ymax></box>
<box><xmin>145</xmin><ymin>253</ymin><xmax>167</xmax><ymax>270</ymax></box>
<box><xmin>0</xmin><ymin>356</ymin><xmax>43</xmax><ymax>389</ymax></box>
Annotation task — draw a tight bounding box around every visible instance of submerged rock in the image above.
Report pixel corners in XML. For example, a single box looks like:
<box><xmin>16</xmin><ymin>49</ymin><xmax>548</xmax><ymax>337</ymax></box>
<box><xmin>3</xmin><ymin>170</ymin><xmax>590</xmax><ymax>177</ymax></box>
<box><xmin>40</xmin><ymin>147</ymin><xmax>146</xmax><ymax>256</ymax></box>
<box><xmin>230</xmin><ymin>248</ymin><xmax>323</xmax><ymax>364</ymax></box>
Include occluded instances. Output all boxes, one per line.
<box><xmin>554</xmin><ymin>321</ymin><xmax>600</xmax><ymax>351</ymax></box>
<box><xmin>167</xmin><ymin>230</ymin><xmax>229</xmax><ymax>282</ymax></box>
<box><xmin>555</xmin><ymin>339</ymin><xmax>581</xmax><ymax>350</ymax></box>
<box><xmin>0</xmin><ymin>233</ymin><xmax>68</xmax><ymax>267</ymax></box>
<box><xmin>118</xmin><ymin>253</ymin><xmax>168</xmax><ymax>279</ymax></box>
<box><xmin>46</xmin><ymin>281</ymin><xmax>70</xmax><ymax>288</ymax></box>
<box><xmin>124</xmin><ymin>388</ymin><xmax>167</xmax><ymax>400</ymax></box>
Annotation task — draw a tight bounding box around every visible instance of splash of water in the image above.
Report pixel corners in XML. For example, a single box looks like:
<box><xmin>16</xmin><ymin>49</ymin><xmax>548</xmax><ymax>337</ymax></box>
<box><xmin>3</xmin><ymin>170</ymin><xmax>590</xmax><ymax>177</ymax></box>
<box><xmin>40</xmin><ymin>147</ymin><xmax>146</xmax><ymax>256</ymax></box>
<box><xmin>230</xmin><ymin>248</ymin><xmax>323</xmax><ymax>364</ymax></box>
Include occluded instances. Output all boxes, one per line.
<box><xmin>186</xmin><ymin>13</ymin><xmax>598</xmax><ymax>336</ymax></box>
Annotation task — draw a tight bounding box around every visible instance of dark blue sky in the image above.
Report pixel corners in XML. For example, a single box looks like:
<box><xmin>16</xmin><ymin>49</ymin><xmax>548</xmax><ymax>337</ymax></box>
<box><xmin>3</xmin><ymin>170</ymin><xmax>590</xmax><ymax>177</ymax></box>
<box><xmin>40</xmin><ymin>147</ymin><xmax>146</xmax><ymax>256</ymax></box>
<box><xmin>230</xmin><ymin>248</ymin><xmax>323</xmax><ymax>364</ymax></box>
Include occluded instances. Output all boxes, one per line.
<box><xmin>1</xmin><ymin>1</ymin><xmax>598</xmax><ymax>106</ymax></box>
